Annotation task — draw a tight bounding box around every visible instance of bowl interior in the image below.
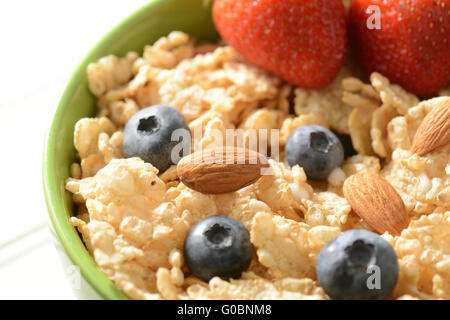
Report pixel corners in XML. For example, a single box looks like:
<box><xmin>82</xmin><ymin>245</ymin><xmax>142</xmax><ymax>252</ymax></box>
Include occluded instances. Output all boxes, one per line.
<box><xmin>43</xmin><ymin>0</ymin><xmax>219</xmax><ymax>299</ymax></box>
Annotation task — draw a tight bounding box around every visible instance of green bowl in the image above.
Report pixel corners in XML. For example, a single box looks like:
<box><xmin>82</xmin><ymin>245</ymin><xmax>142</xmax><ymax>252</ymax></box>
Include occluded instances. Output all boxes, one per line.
<box><xmin>43</xmin><ymin>0</ymin><xmax>219</xmax><ymax>300</ymax></box>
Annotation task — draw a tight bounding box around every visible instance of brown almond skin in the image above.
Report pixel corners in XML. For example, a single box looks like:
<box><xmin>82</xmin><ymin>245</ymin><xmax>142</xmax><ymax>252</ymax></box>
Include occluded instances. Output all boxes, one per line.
<box><xmin>177</xmin><ymin>146</ymin><xmax>269</xmax><ymax>194</ymax></box>
<box><xmin>411</xmin><ymin>98</ymin><xmax>450</xmax><ymax>156</ymax></box>
<box><xmin>343</xmin><ymin>171</ymin><xmax>409</xmax><ymax>236</ymax></box>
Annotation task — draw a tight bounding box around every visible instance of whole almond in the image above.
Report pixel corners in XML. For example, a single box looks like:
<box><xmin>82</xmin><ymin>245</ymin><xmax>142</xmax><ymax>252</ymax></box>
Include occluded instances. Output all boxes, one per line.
<box><xmin>411</xmin><ymin>98</ymin><xmax>450</xmax><ymax>156</ymax></box>
<box><xmin>177</xmin><ymin>146</ymin><xmax>269</xmax><ymax>194</ymax></box>
<box><xmin>343</xmin><ymin>171</ymin><xmax>409</xmax><ymax>236</ymax></box>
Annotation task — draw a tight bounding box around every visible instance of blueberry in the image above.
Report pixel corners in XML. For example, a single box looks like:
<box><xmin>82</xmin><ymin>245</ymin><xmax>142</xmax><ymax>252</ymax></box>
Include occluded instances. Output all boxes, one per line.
<box><xmin>183</xmin><ymin>215</ymin><xmax>253</xmax><ymax>282</ymax></box>
<box><xmin>316</xmin><ymin>229</ymin><xmax>399</xmax><ymax>300</ymax></box>
<box><xmin>123</xmin><ymin>105</ymin><xmax>191</xmax><ymax>172</ymax></box>
<box><xmin>285</xmin><ymin>125</ymin><xmax>344</xmax><ymax>180</ymax></box>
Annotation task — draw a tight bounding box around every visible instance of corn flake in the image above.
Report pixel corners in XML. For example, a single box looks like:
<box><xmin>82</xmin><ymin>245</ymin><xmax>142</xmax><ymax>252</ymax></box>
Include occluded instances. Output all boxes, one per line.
<box><xmin>389</xmin><ymin>212</ymin><xmax>450</xmax><ymax>299</ymax></box>
<box><xmin>87</xmin><ymin>52</ymin><xmax>138</xmax><ymax>97</ymax></box>
<box><xmin>294</xmin><ymin>66</ymin><xmax>355</xmax><ymax>134</ymax></box>
<box><xmin>187</xmin><ymin>275</ymin><xmax>326</xmax><ymax>300</ymax></box>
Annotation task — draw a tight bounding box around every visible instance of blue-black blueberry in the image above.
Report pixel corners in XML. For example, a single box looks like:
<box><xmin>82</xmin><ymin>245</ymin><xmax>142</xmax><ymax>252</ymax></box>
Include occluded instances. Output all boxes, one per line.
<box><xmin>316</xmin><ymin>229</ymin><xmax>399</xmax><ymax>300</ymax></box>
<box><xmin>123</xmin><ymin>105</ymin><xmax>190</xmax><ymax>172</ymax></box>
<box><xmin>285</xmin><ymin>125</ymin><xmax>344</xmax><ymax>180</ymax></box>
<box><xmin>183</xmin><ymin>215</ymin><xmax>253</xmax><ymax>282</ymax></box>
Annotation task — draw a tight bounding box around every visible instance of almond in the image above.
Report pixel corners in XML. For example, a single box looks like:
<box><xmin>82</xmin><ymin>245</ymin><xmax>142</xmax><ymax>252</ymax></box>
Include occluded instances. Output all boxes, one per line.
<box><xmin>177</xmin><ymin>146</ymin><xmax>269</xmax><ymax>194</ymax></box>
<box><xmin>411</xmin><ymin>98</ymin><xmax>450</xmax><ymax>156</ymax></box>
<box><xmin>343</xmin><ymin>171</ymin><xmax>409</xmax><ymax>236</ymax></box>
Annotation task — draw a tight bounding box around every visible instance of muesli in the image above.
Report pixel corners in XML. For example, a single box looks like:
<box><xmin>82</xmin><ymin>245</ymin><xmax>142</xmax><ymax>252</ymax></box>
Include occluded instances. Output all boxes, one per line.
<box><xmin>65</xmin><ymin>1</ymin><xmax>449</xmax><ymax>300</ymax></box>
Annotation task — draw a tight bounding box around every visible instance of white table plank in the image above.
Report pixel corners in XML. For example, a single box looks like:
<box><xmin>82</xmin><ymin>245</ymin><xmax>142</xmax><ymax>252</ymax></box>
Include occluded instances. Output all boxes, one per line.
<box><xmin>0</xmin><ymin>0</ymin><xmax>150</xmax><ymax>299</ymax></box>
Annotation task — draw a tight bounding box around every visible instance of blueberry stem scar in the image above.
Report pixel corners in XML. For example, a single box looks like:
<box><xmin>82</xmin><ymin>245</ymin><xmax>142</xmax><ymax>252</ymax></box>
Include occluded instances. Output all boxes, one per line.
<box><xmin>137</xmin><ymin>115</ymin><xmax>160</xmax><ymax>134</ymax></box>
<box><xmin>204</xmin><ymin>224</ymin><xmax>232</xmax><ymax>248</ymax></box>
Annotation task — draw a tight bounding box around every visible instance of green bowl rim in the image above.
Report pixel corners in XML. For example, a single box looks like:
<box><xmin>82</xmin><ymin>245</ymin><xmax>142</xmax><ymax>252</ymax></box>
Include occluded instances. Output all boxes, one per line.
<box><xmin>42</xmin><ymin>0</ymin><xmax>172</xmax><ymax>300</ymax></box>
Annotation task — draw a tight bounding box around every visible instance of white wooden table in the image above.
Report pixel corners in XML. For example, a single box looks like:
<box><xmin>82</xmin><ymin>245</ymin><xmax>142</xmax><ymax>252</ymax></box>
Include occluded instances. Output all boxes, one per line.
<box><xmin>0</xmin><ymin>0</ymin><xmax>149</xmax><ymax>299</ymax></box>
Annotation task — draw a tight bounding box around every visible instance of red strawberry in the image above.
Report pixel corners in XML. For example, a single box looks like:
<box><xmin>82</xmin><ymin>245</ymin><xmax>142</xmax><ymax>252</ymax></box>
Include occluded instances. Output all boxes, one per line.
<box><xmin>349</xmin><ymin>0</ymin><xmax>450</xmax><ymax>96</ymax></box>
<box><xmin>212</xmin><ymin>0</ymin><xmax>347</xmax><ymax>89</ymax></box>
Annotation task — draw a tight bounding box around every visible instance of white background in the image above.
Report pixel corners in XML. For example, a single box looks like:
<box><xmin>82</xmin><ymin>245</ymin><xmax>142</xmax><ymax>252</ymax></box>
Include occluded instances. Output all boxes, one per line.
<box><xmin>0</xmin><ymin>0</ymin><xmax>149</xmax><ymax>299</ymax></box>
